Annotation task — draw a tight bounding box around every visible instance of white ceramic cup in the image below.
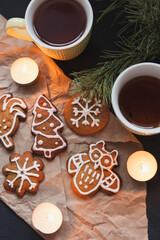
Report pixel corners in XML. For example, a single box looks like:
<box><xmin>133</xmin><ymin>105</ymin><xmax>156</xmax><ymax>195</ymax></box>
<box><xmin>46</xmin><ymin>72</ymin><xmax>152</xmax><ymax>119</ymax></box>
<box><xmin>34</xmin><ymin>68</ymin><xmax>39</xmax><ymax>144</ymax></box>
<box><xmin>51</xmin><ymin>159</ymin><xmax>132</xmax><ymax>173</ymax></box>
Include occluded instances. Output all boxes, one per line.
<box><xmin>6</xmin><ymin>0</ymin><xmax>93</xmax><ymax>60</ymax></box>
<box><xmin>111</xmin><ymin>62</ymin><xmax>160</xmax><ymax>135</ymax></box>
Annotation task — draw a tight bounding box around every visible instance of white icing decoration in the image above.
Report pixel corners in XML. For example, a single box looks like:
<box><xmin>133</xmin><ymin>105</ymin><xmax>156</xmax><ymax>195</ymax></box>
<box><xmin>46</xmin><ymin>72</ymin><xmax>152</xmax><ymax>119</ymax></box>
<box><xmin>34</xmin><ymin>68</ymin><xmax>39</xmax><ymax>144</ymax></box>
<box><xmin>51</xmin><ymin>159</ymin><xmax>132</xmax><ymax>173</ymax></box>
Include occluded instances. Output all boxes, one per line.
<box><xmin>84</xmin><ymin>165</ymin><xmax>89</xmax><ymax>172</ymax></box>
<box><xmin>55</xmin><ymin>141</ymin><xmax>58</xmax><ymax>145</ymax></box>
<box><xmin>94</xmin><ymin>161</ymin><xmax>99</xmax><ymax>169</ymax></box>
<box><xmin>5</xmin><ymin>156</ymin><xmax>40</xmax><ymax>193</ymax></box>
<box><xmin>67</xmin><ymin>140</ymin><xmax>120</xmax><ymax>195</ymax></box>
<box><xmin>84</xmin><ymin>176</ymin><xmax>89</xmax><ymax>182</ymax></box>
<box><xmin>94</xmin><ymin>154</ymin><xmax>99</xmax><ymax>159</ymax></box>
<box><xmin>50</xmin><ymin>123</ymin><xmax>54</xmax><ymax>127</ymax></box>
<box><xmin>38</xmin><ymin>140</ymin><xmax>43</xmax><ymax>145</ymax></box>
<box><xmin>43</xmin><ymin>103</ymin><xmax>47</xmax><ymax>107</ymax></box>
<box><xmin>3</xmin><ymin>126</ymin><xmax>7</xmax><ymax>130</ymax></box>
<box><xmin>100</xmin><ymin>169</ymin><xmax>120</xmax><ymax>193</ymax></box>
<box><xmin>96</xmin><ymin>173</ymin><xmax>100</xmax><ymax>180</ymax></box>
<box><xmin>89</xmin><ymin>179</ymin><xmax>94</xmax><ymax>184</ymax></box>
<box><xmin>104</xmin><ymin>159</ymin><xmax>109</xmax><ymax>164</ymax></box>
<box><xmin>0</xmin><ymin>131</ymin><xmax>2</xmax><ymax>133</ymax></box>
<box><xmin>79</xmin><ymin>181</ymin><xmax>82</xmax><ymax>185</ymax></box>
<box><xmin>68</xmin><ymin>153</ymin><xmax>88</xmax><ymax>174</ymax></box>
<box><xmin>3</xmin><ymin>120</ymin><xmax>6</xmax><ymax>123</ymax></box>
<box><xmin>43</xmin><ymin>127</ymin><xmax>46</xmax><ymax>130</ymax></box>
<box><xmin>70</xmin><ymin>97</ymin><xmax>102</xmax><ymax>128</ymax></box>
<box><xmin>89</xmin><ymin>142</ymin><xmax>118</xmax><ymax>170</ymax></box>
<box><xmin>37</xmin><ymin>114</ymin><xmax>42</xmax><ymax>119</ymax></box>
<box><xmin>88</xmin><ymin>169</ymin><xmax>92</xmax><ymax>175</ymax></box>
<box><xmin>32</xmin><ymin>95</ymin><xmax>67</xmax><ymax>159</ymax></box>
<box><xmin>81</xmin><ymin>173</ymin><xmax>84</xmax><ymax>179</ymax></box>
<box><xmin>0</xmin><ymin>94</ymin><xmax>27</xmax><ymax>149</ymax></box>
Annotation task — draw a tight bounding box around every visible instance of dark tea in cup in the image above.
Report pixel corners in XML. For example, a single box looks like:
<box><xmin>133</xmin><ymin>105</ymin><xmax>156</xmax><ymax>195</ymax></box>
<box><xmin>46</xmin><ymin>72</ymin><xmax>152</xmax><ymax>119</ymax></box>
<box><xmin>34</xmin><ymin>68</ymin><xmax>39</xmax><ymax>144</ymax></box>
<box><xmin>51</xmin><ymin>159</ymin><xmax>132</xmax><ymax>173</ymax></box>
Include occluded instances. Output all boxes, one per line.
<box><xmin>111</xmin><ymin>63</ymin><xmax>160</xmax><ymax>135</ymax></box>
<box><xmin>33</xmin><ymin>0</ymin><xmax>87</xmax><ymax>47</ymax></box>
<box><xmin>6</xmin><ymin>0</ymin><xmax>93</xmax><ymax>60</ymax></box>
<box><xmin>118</xmin><ymin>76</ymin><xmax>160</xmax><ymax>129</ymax></box>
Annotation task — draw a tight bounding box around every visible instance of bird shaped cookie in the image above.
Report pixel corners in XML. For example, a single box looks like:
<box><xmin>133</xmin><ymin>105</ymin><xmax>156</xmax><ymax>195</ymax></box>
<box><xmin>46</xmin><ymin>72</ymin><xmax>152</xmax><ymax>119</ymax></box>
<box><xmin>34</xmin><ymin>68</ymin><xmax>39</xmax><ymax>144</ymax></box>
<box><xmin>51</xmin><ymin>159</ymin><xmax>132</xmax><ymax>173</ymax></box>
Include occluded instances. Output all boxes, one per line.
<box><xmin>67</xmin><ymin>140</ymin><xmax>120</xmax><ymax>196</ymax></box>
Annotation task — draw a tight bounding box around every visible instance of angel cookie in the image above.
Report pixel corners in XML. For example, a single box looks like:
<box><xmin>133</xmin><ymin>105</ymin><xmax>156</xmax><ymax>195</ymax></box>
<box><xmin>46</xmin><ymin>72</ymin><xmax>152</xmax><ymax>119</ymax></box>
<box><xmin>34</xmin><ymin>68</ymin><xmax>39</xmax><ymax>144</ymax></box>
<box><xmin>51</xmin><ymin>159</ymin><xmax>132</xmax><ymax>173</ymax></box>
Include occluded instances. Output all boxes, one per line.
<box><xmin>67</xmin><ymin>140</ymin><xmax>120</xmax><ymax>196</ymax></box>
<box><xmin>0</xmin><ymin>93</ymin><xmax>27</xmax><ymax>150</ymax></box>
<box><xmin>31</xmin><ymin>95</ymin><xmax>67</xmax><ymax>160</ymax></box>
<box><xmin>2</xmin><ymin>151</ymin><xmax>44</xmax><ymax>197</ymax></box>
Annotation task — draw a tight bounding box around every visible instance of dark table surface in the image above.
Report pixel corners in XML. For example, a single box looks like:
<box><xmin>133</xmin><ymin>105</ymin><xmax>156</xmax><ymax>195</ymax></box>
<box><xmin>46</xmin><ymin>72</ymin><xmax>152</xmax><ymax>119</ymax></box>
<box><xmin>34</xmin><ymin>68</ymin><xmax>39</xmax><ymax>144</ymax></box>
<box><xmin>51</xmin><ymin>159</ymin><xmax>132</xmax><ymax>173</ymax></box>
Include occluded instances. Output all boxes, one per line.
<box><xmin>0</xmin><ymin>0</ymin><xmax>160</xmax><ymax>239</ymax></box>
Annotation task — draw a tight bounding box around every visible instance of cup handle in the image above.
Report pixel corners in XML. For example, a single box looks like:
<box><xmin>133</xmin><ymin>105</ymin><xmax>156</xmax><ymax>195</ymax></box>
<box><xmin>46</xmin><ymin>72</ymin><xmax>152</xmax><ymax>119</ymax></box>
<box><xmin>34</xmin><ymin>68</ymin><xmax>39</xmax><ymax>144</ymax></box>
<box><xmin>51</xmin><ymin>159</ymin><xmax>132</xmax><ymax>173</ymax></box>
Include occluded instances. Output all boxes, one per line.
<box><xmin>6</xmin><ymin>18</ymin><xmax>33</xmax><ymax>41</ymax></box>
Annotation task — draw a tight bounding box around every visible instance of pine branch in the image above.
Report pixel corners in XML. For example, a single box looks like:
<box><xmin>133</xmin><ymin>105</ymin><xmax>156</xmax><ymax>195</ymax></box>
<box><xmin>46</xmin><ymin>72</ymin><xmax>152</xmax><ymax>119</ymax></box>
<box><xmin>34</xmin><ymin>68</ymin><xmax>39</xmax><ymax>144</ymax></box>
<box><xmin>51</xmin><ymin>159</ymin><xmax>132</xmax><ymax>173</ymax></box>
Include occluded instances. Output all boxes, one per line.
<box><xmin>71</xmin><ymin>0</ymin><xmax>160</xmax><ymax>104</ymax></box>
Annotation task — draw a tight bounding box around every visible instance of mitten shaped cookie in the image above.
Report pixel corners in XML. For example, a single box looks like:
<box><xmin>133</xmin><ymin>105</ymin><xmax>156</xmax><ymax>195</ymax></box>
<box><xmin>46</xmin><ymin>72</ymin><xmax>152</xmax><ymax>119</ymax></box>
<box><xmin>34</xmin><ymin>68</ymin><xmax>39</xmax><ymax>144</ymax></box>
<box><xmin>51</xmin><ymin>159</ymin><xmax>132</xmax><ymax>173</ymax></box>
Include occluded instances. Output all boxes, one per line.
<box><xmin>2</xmin><ymin>151</ymin><xmax>44</xmax><ymax>197</ymax></box>
<box><xmin>67</xmin><ymin>140</ymin><xmax>120</xmax><ymax>196</ymax></box>
<box><xmin>0</xmin><ymin>94</ymin><xmax>27</xmax><ymax>150</ymax></box>
<box><xmin>32</xmin><ymin>95</ymin><xmax>67</xmax><ymax>160</ymax></box>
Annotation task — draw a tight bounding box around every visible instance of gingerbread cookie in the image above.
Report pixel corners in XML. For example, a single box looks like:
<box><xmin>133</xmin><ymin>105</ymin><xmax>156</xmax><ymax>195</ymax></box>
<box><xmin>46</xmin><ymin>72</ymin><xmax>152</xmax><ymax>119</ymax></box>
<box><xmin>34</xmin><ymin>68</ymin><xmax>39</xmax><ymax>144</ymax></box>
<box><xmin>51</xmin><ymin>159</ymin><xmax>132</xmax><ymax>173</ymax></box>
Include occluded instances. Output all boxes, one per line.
<box><xmin>67</xmin><ymin>140</ymin><xmax>120</xmax><ymax>196</ymax></box>
<box><xmin>31</xmin><ymin>95</ymin><xmax>67</xmax><ymax>160</ymax></box>
<box><xmin>0</xmin><ymin>93</ymin><xmax>27</xmax><ymax>150</ymax></box>
<box><xmin>2</xmin><ymin>151</ymin><xmax>44</xmax><ymax>197</ymax></box>
<box><xmin>64</xmin><ymin>93</ymin><xmax>110</xmax><ymax>135</ymax></box>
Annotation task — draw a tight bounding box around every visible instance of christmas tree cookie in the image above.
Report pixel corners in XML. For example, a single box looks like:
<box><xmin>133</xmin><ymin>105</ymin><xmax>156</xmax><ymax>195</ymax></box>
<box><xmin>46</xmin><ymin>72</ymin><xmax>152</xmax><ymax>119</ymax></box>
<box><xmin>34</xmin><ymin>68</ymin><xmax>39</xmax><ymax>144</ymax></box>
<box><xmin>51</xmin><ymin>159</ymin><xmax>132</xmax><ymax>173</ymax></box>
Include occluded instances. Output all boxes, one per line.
<box><xmin>31</xmin><ymin>95</ymin><xmax>67</xmax><ymax>160</ymax></box>
<box><xmin>64</xmin><ymin>93</ymin><xmax>110</xmax><ymax>135</ymax></box>
<box><xmin>67</xmin><ymin>140</ymin><xmax>120</xmax><ymax>196</ymax></box>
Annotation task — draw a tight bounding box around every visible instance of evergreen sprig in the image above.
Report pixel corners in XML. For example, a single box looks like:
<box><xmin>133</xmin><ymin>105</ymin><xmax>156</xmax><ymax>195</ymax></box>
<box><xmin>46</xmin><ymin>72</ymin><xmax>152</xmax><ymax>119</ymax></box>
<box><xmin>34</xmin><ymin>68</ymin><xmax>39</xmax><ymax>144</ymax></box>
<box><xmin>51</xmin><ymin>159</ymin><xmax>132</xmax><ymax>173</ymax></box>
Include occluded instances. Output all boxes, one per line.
<box><xmin>71</xmin><ymin>0</ymin><xmax>160</xmax><ymax>104</ymax></box>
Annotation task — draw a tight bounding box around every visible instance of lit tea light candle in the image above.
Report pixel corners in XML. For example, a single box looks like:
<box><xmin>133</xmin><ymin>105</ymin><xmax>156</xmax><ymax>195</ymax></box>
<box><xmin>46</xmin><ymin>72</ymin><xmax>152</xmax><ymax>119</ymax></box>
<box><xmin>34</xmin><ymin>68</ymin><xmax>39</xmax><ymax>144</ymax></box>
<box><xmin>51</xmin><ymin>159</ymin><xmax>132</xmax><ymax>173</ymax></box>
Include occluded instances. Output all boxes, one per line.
<box><xmin>32</xmin><ymin>202</ymin><xmax>63</xmax><ymax>234</ymax></box>
<box><xmin>10</xmin><ymin>57</ymin><xmax>39</xmax><ymax>85</ymax></box>
<box><xmin>127</xmin><ymin>151</ymin><xmax>157</xmax><ymax>181</ymax></box>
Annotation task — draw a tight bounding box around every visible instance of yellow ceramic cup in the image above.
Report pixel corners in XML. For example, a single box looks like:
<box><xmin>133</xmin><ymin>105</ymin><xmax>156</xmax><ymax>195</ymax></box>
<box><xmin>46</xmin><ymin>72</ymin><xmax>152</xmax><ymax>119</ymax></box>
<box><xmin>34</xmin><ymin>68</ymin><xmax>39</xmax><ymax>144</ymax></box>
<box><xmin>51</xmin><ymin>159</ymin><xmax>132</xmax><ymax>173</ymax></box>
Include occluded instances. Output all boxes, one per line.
<box><xmin>6</xmin><ymin>0</ymin><xmax>93</xmax><ymax>60</ymax></box>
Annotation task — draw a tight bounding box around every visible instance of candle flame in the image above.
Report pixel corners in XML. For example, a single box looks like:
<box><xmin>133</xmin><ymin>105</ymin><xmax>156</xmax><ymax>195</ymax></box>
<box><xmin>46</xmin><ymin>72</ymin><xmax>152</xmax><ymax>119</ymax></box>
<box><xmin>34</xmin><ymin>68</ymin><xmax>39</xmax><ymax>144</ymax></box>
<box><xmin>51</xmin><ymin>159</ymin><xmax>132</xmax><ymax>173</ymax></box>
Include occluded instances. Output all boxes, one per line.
<box><xmin>47</xmin><ymin>213</ymin><xmax>54</xmax><ymax>222</ymax></box>
<box><xmin>22</xmin><ymin>64</ymin><xmax>27</xmax><ymax>73</ymax></box>
<box><xmin>140</xmin><ymin>164</ymin><xmax>149</xmax><ymax>173</ymax></box>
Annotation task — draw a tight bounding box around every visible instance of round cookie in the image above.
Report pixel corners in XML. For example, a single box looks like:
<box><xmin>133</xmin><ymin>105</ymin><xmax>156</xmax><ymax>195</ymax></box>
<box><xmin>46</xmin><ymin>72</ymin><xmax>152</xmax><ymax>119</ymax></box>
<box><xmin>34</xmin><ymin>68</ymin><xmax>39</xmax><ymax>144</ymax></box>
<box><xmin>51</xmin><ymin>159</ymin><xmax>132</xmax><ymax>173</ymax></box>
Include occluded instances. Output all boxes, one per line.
<box><xmin>64</xmin><ymin>93</ymin><xmax>110</xmax><ymax>135</ymax></box>
<box><xmin>2</xmin><ymin>151</ymin><xmax>44</xmax><ymax>197</ymax></box>
<box><xmin>67</xmin><ymin>140</ymin><xmax>120</xmax><ymax>197</ymax></box>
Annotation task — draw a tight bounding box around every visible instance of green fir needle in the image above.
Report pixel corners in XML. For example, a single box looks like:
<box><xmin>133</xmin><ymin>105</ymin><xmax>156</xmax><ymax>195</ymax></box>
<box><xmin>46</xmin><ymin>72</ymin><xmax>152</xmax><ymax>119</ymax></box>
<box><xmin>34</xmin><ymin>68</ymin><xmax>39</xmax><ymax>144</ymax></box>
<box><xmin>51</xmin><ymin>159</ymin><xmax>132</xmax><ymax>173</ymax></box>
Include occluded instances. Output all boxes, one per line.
<box><xmin>71</xmin><ymin>0</ymin><xmax>160</xmax><ymax>105</ymax></box>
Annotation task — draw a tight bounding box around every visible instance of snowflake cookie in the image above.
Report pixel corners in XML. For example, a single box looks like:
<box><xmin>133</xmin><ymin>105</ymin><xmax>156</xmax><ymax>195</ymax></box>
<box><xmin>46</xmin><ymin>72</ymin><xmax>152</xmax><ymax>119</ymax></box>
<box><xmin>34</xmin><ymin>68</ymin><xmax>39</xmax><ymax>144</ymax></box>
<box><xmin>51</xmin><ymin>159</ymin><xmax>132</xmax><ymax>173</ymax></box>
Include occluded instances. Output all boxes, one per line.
<box><xmin>67</xmin><ymin>140</ymin><xmax>120</xmax><ymax>196</ymax></box>
<box><xmin>64</xmin><ymin>93</ymin><xmax>110</xmax><ymax>135</ymax></box>
<box><xmin>32</xmin><ymin>95</ymin><xmax>67</xmax><ymax>160</ymax></box>
<box><xmin>2</xmin><ymin>151</ymin><xmax>44</xmax><ymax>197</ymax></box>
<box><xmin>0</xmin><ymin>93</ymin><xmax>27</xmax><ymax>150</ymax></box>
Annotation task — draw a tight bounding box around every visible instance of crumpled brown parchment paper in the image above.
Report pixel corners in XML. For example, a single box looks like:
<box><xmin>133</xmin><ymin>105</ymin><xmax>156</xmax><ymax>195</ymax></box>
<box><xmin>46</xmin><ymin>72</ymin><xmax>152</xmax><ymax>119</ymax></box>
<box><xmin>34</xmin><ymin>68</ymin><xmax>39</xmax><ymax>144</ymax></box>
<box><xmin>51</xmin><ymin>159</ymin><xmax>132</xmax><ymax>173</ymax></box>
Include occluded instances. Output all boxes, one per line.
<box><xmin>0</xmin><ymin>14</ymin><xmax>147</xmax><ymax>240</ymax></box>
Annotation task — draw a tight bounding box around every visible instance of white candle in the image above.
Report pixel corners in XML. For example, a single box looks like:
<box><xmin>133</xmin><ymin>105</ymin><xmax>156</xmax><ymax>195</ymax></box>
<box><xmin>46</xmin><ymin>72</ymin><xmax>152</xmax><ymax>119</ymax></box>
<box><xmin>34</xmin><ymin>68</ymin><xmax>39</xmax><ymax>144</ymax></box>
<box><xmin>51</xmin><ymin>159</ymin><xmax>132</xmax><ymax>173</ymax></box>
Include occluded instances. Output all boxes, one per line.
<box><xmin>32</xmin><ymin>203</ymin><xmax>63</xmax><ymax>234</ymax></box>
<box><xmin>127</xmin><ymin>151</ymin><xmax>157</xmax><ymax>181</ymax></box>
<box><xmin>10</xmin><ymin>57</ymin><xmax>39</xmax><ymax>85</ymax></box>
